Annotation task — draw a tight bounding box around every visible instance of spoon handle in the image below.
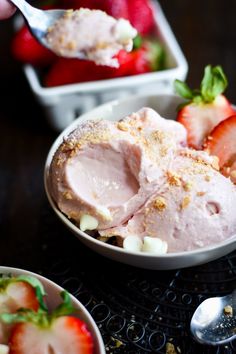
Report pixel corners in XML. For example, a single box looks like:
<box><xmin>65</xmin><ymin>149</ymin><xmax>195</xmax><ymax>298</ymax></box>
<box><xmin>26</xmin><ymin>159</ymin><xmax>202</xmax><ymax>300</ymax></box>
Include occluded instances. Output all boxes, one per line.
<box><xmin>8</xmin><ymin>0</ymin><xmax>39</xmax><ymax>18</ymax></box>
<box><xmin>8</xmin><ymin>0</ymin><xmax>48</xmax><ymax>32</ymax></box>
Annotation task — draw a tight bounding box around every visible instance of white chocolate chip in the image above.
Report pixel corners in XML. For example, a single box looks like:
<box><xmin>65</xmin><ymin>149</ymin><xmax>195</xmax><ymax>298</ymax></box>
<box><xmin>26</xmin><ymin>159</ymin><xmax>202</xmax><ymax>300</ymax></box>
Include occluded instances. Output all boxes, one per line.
<box><xmin>123</xmin><ymin>236</ymin><xmax>143</xmax><ymax>252</ymax></box>
<box><xmin>115</xmin><ymin>19</ymin><xmax>137</xmax><ymax>43</ymax></box>
<box><xmin>79</xmin><ymin>214</ymin><xmax>98</xmax><ymax>232</ymax></box>
<box><xmin>142</xmin><ymin>237</ymin><xmax>168</xmax><ymax>254</ymax></box>
<box><xmin>96</xmin><ymin>207</ymin><xmax>112</xmax><ymax>221</ymax></box>
<box><xmin>0</xmin><ymin>345</ymin><xmax>9</xmax><ymax>354</ymax></box>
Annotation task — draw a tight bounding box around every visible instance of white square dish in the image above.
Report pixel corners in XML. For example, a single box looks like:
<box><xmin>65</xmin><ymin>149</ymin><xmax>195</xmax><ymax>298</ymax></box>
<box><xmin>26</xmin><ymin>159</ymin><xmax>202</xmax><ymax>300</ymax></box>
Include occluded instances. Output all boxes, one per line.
<box><xmin>20</xmin><ymin>1</ymin><xmax>188</xmax><ymax>131</ymax></box>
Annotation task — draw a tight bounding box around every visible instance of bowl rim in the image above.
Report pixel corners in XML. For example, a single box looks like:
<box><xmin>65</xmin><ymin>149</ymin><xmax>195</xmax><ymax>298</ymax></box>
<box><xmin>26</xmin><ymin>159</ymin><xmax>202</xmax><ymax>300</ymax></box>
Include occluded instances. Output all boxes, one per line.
<box><xmin>44</xmin><ymin>92</ymin><xmax>236</xmax><ymax>261</ymax></box>
<box><xmin>0</xmin><ymin>266</ymin><xmax>106</xmax><ymax>354</ymax></box>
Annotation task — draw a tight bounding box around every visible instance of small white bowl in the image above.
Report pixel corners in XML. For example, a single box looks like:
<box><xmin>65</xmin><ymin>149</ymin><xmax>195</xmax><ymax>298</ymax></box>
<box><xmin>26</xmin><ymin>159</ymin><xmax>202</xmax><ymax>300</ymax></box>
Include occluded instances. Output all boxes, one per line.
<box><xmin>0</xmin><ymin>266</ymin><xmax>105</xmax><ymax>354</ymax></box>
<box><xmin>44</xmin><ymin>94</ymin><xmax>236</xmax><ymax>270</ymax></box>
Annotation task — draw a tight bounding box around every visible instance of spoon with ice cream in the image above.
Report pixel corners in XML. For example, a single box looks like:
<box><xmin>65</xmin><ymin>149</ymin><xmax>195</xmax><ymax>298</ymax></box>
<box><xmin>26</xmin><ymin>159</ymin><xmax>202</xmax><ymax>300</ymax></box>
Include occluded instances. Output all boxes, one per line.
<box><xmin>8</xmin><ymin>0</ymin><xmax>137</xmax><ymax>66</ymax></box>
<box><xmin>190</xmin><ymin>290</ymin><xmax>236</xmax><ymax>345</ymax></box>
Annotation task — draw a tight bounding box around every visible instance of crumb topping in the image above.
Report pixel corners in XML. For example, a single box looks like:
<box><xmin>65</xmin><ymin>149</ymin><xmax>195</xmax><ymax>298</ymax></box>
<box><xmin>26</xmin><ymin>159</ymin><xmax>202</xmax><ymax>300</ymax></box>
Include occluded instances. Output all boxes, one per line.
<box><xmin>183</xmin><ymin>181</ymin><xmax>193</xmax><ymax>191</ymax></box>
<box><xmin>180</xmin><ymin>196</ymin><xmax>191</xmax><ymax>209</ymax></box>
<box><xmin>224</xmin><ymin>305</ymin><xmax>233</xmax><ymax>316</ymax></box>
<box><xmin>153</xmin><ymin>197</ymin><xmax>167</xmax><ymax>211</ymax></box>
<box><xmin>63</xmin><ymin>191</ymin><xmax>73</xmax><ymax>200</ymax></box>
<box><xmin>166</xmin><ymin>171</ymin><xmax>182</xmax><ymax>186</ymax></box>
<box><xmin>166</xmin><ymin>342</ymin><xmax>178</xmax><ymax>354</ymax></box>
<box><xmin>197</xmin><ymin>191</ymin><xmax>206</xmax><ymax>196</ymax></box>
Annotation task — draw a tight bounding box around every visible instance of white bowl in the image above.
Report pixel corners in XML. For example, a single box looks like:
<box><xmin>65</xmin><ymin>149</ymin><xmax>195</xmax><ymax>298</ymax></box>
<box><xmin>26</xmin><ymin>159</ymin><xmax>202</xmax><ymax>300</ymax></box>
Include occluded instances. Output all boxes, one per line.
<box><xmin>0</xmin><ymin>266</ymin><xmax>105</xmax><ymax>354</ymax></box>
<box><xmin>44</xmin><ymin>94</ymin><xmax>236</xmax><ymax>270</ymax></box>
<box><xmin>18</xmin><ymin>0</ymin><xmax>188</xmax><ymax>131</ymax></box>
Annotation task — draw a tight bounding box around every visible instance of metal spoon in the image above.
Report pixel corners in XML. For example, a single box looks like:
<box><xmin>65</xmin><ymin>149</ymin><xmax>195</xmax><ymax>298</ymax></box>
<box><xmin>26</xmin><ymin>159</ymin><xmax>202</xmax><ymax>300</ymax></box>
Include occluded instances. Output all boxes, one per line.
<box><xmin>190</xmin><ymin>290</ymin><xmax>236</xmax><ymax>345</ymax></box>
<box><xmin>9</xmin><ymin>0</ymin><xmax>88</xmax><ymax>59</ymax></box>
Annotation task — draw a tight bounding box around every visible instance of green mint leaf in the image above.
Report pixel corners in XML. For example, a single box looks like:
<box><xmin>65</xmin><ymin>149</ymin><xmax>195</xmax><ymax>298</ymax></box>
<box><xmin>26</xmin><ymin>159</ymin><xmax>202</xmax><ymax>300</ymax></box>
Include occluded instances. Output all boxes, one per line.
<box><xmin>200</xmin><ymin>65</ymin><xmax>228</xmax><ymax>102</ymax></box>
<box><xmin>174</xmin><ymin>80</ymin><xmax>193</xmax><ymax>100</ymax></box>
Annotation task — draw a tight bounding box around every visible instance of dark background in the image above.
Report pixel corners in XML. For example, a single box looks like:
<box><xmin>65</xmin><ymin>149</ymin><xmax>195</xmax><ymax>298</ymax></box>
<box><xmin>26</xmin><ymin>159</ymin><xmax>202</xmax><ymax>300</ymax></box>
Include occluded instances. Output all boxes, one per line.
<box><xmin>0</xmin><ymin>1</ymin><xmax>236</xmax><ymax>353</ymax></box>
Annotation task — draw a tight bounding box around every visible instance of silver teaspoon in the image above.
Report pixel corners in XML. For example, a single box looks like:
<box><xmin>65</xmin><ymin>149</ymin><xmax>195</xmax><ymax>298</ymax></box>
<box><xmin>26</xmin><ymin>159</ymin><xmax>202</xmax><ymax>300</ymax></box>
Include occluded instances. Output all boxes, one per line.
<box><xmin>9</xmin><ymin>0</ymin><xmax>137</xmax><ymax>65</ymax></box>
<box><xmin>190</xmin><ymin>290</ymin><xmax>236</xmax><ymax>345</ymax></box>
<box><xmin>9</xmin><ymin>0</ymin><xmax>69</xmax><ymax>52</ymax></box>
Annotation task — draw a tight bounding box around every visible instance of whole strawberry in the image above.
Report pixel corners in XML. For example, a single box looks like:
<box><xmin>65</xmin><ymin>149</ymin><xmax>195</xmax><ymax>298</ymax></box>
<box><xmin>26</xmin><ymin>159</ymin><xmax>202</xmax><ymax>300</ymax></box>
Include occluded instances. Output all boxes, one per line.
<box><xmin>1</xmin><ymin>291</ymin><xmax>93</xmax><ymax>354</ymax></box>
<box><xmin>175</xmin><ymin>65</ymin><xmax>235</xmax><ymax>149</ymax></box>
<box><xmin>12</xmin><ymin>25</ymin><xmax>56</xmax><ymax>66</ymax></box>
<box><xmin>127</xmin><ymin>0</ymin><xmax>155</xmax><ymax>35</ymax></box>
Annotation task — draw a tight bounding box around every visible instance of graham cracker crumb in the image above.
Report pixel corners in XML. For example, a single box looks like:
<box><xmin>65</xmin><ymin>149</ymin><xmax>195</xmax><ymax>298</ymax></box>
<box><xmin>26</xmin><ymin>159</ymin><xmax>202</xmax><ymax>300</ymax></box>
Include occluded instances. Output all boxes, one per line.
<box><xmin>166</xmin><ymin>342</ymin><xmax>177</xmax><ymax>354</ymax></box>
<box><xmin>224</xmin><ymin>305</ymin><xmax>233</xmax><ymax>316</ymax></box>
<box><xmin>205</xmin><ymin>175</ymin><xmax>211</xmax><ymax>182</ymax></box>
<box><xmin>151</xmin><ymin>130</ymin><xmax>166</xmax><ymax>143</ymax></box>
<box><xmin>197</xmin><ymin>191</ymin><xmax>206</xmax><ymax>196</ymax></box>
<box><xmin>166</xmin><ymin>171</ymin><xmax>181</xmax><ymax>186</ymax></box>
<box><xmin>153</xmin><ymin>197</ymin><xmax>167</xmax><ymax>211</ymax></box>
<box><xmin>63</xmin><ymin>191</ymin><xmax>73</xmax><ymax>200</ymax></box>
<box><xmin>180</xmin><ymin>196</ymin><xmax>191</xmax><ymax>209</ymax></box>
<box><xmin>66</xmin><ymin>40</ymin><xmax>76</xmax><ymax>50</ymax></box>
<box><xmin>183</xmin><ymin>181</ymin><xmax>193</xmax><ymax>191</ymax></box>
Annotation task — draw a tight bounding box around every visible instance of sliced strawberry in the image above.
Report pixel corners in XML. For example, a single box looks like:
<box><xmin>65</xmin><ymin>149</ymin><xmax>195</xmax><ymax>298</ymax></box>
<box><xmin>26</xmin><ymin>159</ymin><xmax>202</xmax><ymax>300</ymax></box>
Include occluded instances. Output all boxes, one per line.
<box><xmin>0</xmin><ymin>276</ymin><xmax>43</xmax><ymax>344</ymax></box>
<box><xmin>175</xmin><ymin>65</ymin><xmax>235</xmax><ymax>149</ymax></box>
<box><xmin>9</xmin><ymin>317</ymin><xmax>93</xmax><ymax>354</ymax></box>
<box><xmin>204</xmin><ymin>115</ymin><xmax>236</xmax><ymax>183</ymax></box>
<box><xmin>11</xmin><ymin>25</ymin><xmax>56</xmax><ymax>66</ymax></box>
<box><xmin>2</xmin><ymin>291</ymin><xmax>93</xmax><ymax>354</ymax></box>
<box><xmin>127</xmin><ymin>0</ymin><xmax>155</xmax><ymax>35</ymax></box>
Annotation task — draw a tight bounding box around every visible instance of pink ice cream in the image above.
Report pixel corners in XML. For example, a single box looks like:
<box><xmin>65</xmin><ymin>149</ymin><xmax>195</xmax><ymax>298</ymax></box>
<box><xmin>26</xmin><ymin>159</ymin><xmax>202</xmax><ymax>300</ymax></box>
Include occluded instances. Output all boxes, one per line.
<box><xmin>45</xmin><ymin>8</ymin><xmax>137</xmax><ymax>67</ymax></box>
<box><xmin>49</xmin><ymin>108</ymin><xmax>186</xmax><ymax>230</ymax></box>
<box><xmin>101</xmin><ymin>149</ymin><xmax>236</xmax><ymax>252</ymax></box>
<box><xmin>49</xmin><ymin>107</ymin><xmax>236</xmax><ymax>253</ymax></box>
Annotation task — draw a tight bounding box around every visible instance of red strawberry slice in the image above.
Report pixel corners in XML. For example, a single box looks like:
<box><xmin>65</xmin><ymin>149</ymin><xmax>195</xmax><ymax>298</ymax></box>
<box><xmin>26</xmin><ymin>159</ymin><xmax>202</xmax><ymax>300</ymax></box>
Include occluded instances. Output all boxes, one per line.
<box><xmin>9</xmin><ymin>317</ymin><xmax>93</xmax><ymax>354</ymax></box>
<box><xmin>1</xmin><ymin>291</ymin><xmax>93</xmax><ymax>354</ymax></box>
<box><xmin>204</xmin><ymin>115</ymin><xmax>236</xmax><ymax>183</ymax></box>
<box><xmin>11</xmin><ymin>25</ymin><xmax>56</xmax><ymax>66</ymax></box>
<box><xmin>127</xmin><ymin>0</ymin><xmax>155</xmax><ymax>35</ymax></box>
<box><xmin>0</xmin><ymin>276</ymin><xmax>41</xmax><ymax>344</ymax></box>
<box><xmin>175</xmin><ymin>65</ymin><xmax>235</xmax><ymax>149</ymax></box>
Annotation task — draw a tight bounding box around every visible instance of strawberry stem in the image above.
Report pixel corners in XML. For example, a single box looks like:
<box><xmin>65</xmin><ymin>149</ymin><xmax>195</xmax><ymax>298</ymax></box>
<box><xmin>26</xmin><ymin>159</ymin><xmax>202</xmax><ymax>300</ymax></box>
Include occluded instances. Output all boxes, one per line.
<box><xmin>174</xmin><ymin>65</ymin><xmax>228</xmax><ymax>105</ymax></box>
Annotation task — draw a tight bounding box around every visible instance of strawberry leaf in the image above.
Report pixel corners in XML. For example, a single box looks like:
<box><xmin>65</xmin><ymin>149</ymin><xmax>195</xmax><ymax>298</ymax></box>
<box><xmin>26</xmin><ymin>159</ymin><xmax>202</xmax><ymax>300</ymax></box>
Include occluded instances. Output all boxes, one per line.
<box><xmin>174</xmin><ymin>80</ymin><xmax>193</xmax><ymax>100</ymax></box>
<box><xmin>200</xmin><ymin>65</ymin><xmax>228</xmax><ymax>102</ymax></box>
<box><xmin>52</xmin><ymin>291</ymin><xmax>78</xmax><ymax>318</ymax></box>
<box><xmin>0</xmin><ymin>312</ymin><xmax>30</xmax><ymax>324</ymax></box>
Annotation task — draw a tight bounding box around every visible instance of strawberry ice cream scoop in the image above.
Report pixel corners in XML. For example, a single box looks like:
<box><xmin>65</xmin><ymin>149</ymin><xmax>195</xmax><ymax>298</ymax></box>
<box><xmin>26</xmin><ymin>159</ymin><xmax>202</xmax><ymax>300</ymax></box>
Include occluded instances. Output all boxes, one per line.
<box><xmin>101</xmin><ymin>149</ymin><xmax>236</xmax><ymax>253</ymax></box>
<box><xmin>49</xmin><ymin>108</ymin><xmax>186</xmax><ymax>230</ymax></box>
<box><xmin>45</xmin><ymin>8</ymin><xmax>137</xmax><ymax>67</ymax></box>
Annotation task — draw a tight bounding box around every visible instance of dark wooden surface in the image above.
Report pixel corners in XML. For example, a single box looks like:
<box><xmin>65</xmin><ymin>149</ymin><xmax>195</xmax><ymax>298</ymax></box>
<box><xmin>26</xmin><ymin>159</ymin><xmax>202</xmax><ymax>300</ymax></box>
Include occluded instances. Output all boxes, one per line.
<box><xmin>0</xmin><ymin>1</ymin><xmax>236</xmax><ymax>352</ymax></box>
<box><xmin>1</xmin><ymin>0</ymin><xmax>236</xmax><ymax>266</ymax></box>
